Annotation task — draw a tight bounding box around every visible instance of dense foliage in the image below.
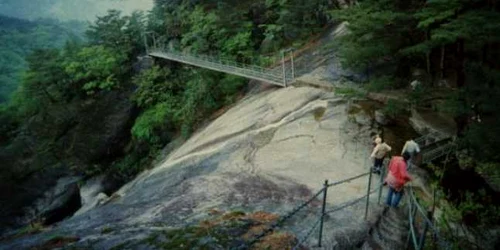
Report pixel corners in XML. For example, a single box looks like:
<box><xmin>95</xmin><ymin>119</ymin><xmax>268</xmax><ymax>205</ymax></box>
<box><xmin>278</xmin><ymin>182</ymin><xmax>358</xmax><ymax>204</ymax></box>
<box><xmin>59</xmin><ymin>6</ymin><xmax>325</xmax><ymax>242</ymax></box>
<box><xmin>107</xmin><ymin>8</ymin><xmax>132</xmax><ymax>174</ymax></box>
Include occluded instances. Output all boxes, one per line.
<box><xmin>333</xmin><ymin>0</ymin><xmax>500</xmax><ymax>245</ymax></box>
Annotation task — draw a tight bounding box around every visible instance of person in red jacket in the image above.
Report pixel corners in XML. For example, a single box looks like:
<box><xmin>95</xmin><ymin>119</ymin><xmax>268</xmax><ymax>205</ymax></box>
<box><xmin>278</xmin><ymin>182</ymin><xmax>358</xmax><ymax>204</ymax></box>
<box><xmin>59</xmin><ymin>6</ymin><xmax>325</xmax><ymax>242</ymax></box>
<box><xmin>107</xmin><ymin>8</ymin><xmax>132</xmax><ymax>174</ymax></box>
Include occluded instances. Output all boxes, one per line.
<box><xmin>384</xmin><ymin>152</ymin><xmax>412</xmax><ymax>207</ymax></box>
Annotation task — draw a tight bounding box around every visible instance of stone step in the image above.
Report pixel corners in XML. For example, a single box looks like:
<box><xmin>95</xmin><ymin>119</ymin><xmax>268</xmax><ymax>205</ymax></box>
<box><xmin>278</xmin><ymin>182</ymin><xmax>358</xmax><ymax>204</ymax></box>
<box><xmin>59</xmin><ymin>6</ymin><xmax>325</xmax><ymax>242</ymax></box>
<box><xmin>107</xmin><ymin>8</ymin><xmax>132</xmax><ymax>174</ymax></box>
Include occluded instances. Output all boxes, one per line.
<box><xmin>360</xmin><ymin>238</ymin><xmax>381</xmax><ymax>250</ymax></box>
<box><xmin>361</xmin><ymin>241</ymin><xmax>374</xmax><ymax>250</ymax></box>
<box><xmin>382</xmin><ymin>213</ymin><xmax>409</xmax><ymax>232</ymax></box>
<box><xmin>372</xmin><ymin>227</ymin><xmax>406</xmax><ymax>250</ymax></box>
<box><xmin>379</xmin><ymin>217</ymin><xmax>408</xmax><ymax>239</ymax></box>
<box><xmin>377</xmin><ymin>219</ymin><xmax>407</xmax><ymax>244</ymax></box>
<box><xmin>386</xmin><ymin>207</ymin><xmax>408</xmax><ymax>220</ymax></box>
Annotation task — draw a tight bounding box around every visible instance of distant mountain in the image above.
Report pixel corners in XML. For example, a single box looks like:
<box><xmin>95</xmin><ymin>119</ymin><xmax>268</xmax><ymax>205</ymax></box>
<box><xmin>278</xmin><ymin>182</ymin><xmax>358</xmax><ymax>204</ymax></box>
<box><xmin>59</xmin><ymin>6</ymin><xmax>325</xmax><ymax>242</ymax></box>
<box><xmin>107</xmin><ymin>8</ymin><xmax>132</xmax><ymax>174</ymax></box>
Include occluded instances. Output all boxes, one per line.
<box><xmin>0</xmin><ymin>15</ymin><xmax>85</xmax><ymax>103</ymax></box>
<box><xmin>0</xmin><ymin>0</ymin><xmax>154</xmax><ymax>21</ymax></box>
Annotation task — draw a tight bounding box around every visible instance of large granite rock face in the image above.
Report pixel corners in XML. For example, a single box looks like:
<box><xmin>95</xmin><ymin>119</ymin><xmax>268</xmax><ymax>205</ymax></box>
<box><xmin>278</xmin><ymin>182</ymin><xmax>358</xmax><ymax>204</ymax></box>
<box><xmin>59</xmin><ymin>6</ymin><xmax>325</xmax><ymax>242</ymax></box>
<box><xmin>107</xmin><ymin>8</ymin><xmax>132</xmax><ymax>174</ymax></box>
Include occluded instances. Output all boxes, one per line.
<box><xmin>1</xmin><ymin>86</ymin><xmax>381</xmax><ymax>249</ymax></box>
<box><xmin>294</xmin><ymin>22</ymin><xmax>369</xmax><ymax>87</ymax></box>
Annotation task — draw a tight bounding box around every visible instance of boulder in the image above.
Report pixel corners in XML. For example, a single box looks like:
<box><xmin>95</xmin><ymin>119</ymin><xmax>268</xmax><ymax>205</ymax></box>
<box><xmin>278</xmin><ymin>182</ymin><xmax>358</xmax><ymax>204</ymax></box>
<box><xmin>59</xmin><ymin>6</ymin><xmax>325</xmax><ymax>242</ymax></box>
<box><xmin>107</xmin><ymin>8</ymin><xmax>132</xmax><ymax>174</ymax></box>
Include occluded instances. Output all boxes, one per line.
<box><xmin>27</xmin><ymin>176</ymin><xmax>82</xmax><ymax>225</ymax></box>
<box><xmin>410</xmin><ymin>80</ymin><xmax>421</xmax><ymax>90</ymax></box>
<box><xmin>352</xmin><ymin>110</ymin><xmax>372</xmax><ymax>126</ymax></box>
<box><xmin>345</xmin><ymin>100</ymin><xmax>362</xmax><ymax>114</ymax></box>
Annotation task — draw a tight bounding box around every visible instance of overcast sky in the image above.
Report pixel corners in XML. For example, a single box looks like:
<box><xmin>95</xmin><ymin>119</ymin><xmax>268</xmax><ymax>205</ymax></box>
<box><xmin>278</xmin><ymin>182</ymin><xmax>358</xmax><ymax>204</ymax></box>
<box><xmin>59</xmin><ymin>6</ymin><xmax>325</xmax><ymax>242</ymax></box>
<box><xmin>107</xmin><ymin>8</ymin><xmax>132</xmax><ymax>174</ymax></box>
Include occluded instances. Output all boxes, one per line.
<box><xmin>0</xmin><ymin>0</ymin><xmax>154</xmax><ymax>21</ymax></box>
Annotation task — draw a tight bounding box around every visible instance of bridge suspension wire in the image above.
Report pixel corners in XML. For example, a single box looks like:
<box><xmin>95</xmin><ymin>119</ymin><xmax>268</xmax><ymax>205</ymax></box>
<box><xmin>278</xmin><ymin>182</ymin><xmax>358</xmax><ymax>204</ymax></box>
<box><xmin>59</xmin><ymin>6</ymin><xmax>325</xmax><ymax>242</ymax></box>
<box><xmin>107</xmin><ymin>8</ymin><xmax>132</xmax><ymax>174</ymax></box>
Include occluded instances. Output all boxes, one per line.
<box><xmin>143</xmin><ymin>32</ymin><xmax>295</xmax><ymax>87</ymax></box>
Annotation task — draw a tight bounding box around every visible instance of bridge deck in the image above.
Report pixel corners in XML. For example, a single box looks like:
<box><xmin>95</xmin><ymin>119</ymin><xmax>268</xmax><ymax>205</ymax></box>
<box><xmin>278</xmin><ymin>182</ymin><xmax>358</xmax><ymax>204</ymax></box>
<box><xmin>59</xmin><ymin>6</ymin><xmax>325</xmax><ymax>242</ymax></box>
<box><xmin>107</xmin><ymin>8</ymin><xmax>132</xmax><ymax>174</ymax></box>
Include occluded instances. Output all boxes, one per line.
<box><xmin>149</xmin><ymin>50</ymin><xmax>294</xmax><ymax>87</ymax></box>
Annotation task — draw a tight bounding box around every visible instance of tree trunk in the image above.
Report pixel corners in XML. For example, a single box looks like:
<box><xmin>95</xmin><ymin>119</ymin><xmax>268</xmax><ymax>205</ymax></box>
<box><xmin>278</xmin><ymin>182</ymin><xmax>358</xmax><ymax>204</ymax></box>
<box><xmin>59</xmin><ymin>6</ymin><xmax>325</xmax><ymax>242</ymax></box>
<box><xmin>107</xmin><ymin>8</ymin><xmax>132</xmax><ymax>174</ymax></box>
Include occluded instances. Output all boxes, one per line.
<box><xmin>440</xmin><ymin>45</ymin><xmax>445</xmax><ymax>79</ymax></box>
<box><xmin>426</xmin><ymin>30</ymin><xmax>431</xmax><ymax>77</ymax></box>
<box><xmin>456</xmin><ymin>38</ymin><xmax>465</xmax><ymax>88</ymax></box>
<box><xmin>482</xmin><ymin>44</ymin><xmax>489</xmax><ymax>66</ymax></box>
<box><xmin>426</xmin><ymin>51</ymin><xmax>431</xmax><ymax>76</ymax></box>
<box><xmin>455</xmin><ymin>39</ymin><xmax>467</xmax><ymax>137</ymax></box>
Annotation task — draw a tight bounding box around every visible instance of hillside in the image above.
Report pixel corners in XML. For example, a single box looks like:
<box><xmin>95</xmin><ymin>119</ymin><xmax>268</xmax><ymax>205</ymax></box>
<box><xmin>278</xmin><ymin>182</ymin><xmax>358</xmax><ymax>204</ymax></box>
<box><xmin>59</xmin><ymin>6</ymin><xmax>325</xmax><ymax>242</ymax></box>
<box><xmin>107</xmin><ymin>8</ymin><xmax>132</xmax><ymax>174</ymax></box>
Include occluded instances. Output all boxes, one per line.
<box><xmin>0</xmin><ymin>0</ymin><xmax>153</xmax><ymax>21</ymax></box>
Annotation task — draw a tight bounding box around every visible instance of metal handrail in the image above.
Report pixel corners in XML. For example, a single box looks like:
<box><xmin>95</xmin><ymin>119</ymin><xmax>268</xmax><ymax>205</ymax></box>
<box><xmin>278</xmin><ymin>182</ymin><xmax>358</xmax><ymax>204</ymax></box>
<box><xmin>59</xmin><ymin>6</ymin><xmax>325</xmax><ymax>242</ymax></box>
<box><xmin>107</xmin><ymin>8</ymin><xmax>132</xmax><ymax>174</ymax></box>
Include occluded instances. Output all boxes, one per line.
<box><xmin>422</xmin><ymin>143</ymin><xmax>454</xmax><ymax>163</ymax></box>
<box><xmin>243</xmin><ymin>171</ymin><xmax>379</xmax><ymax>249</ymax></box>
<box><xmin>408</xmin><ymin>199</ymin><xmax>420</xmax><ymax>248</ymax></box>
<box><xmin>406</xmin><ymin>185</ymin><xmax>450</xmax><ymax>250</ymax></box>
<box><xmin>326</xmin><ymin>182</ymin><xmax>383</xmax><ymax>215</ymax></box>
<box><xmin>243</xmin><ymin>186</ymin><xmax>326</xmax><ymax>248</ymax></box>
<box><xmin>292</xmin><ymin>216</ymin><xmax>323</xmax><ymax>250</ymax></box>
<box><xmin>414</xmin><ymin>131</ymin><xmax>443</xmax><ymax>146</ymax></box>
<box><xmin>327</xmin><ymin>172</ymin><xmax>370</xmax><ymax>187</ymax></box>
<box><xmin>148</xmin><ymin>47</ymin><xmax>294</xmax><ymax>86</ymax></box>
<box><xmin>408</xmin><ymin>186</ymin><xmax>439</xmax><ymax>233</ymax></box>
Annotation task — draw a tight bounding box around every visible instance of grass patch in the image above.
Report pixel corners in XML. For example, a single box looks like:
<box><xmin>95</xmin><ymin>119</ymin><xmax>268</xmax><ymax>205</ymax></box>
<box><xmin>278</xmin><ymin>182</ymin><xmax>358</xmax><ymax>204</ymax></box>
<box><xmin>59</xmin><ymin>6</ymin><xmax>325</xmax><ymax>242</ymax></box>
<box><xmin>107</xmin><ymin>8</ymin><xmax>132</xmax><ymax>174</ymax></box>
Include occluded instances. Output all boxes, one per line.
<box><xmin>14</xmin><ymin>222</ymin><xmax>44</xmax><ymax>237</ymax></box>
<box><xmin>313</xmin><ymin>107</ymin><xmax>327</xmax><ymax>121</ymax></box>
<box><xmin>142</xmin><ymin>210</ymin><xmax>295</xmax><ymax>250</ymax></box>
<box><xmin>334</xmin><ymin>87</ymin><xmax>365</xmax><ymax>98</ymax></box>
<box><xmin>101</xmin><ymin>226</ymin><xmax>114</xmax><ymax>234</ymax></box>
<box><xmin>32</xmin><ymin>235</ymin><xmax>79</xmax><ymax>250</ymax></box>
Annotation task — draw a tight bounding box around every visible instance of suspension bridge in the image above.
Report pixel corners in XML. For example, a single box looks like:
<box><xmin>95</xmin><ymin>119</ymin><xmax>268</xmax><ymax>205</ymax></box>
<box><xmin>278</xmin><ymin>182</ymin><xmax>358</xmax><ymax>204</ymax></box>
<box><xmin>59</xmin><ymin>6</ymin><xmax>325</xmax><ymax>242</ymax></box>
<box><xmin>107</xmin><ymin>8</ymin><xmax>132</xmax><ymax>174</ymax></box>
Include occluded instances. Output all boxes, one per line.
<box><xmin>144</xmin><ymin>32</ymin><xmax>296</xmax><ymax>87</ymax></box>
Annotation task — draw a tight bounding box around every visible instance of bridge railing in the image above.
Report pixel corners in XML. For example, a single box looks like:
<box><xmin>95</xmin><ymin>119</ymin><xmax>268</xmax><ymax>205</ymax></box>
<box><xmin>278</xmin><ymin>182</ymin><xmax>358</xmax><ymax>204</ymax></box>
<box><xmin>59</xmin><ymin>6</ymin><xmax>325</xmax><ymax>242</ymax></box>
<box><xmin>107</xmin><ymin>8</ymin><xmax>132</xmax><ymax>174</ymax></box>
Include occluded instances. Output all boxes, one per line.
<box><xmin>421</xmin><ymin>143</ymin><xmax>455</xmax><ymax>164</ymax></box>
<box><xmin>414</xmin><ymin>131</ymin><xmax>445</xmax><ymax>147</ymax></box>
<box><xmin>148</xmin><ymin>39</ymin><xmax>296</xmax><ymax>86</ymax></box>
<box><xmin>167</xmin><ymin>48</ymin><xmax>292</xmax><ymax>76</ymax></box>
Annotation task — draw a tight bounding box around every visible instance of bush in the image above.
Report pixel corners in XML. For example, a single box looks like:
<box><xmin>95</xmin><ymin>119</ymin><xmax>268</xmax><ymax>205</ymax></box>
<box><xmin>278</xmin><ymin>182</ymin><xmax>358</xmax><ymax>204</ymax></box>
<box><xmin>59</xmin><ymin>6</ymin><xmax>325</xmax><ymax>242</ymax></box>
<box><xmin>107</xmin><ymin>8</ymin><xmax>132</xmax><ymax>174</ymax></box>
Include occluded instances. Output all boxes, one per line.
<box><xmin>366</xmin><ymin>76</ymin><xmax>399</xmax><ymax>91</ymax></box>
<box><xmin>382</xmin><ymin>99</ymin><xmax>407</xmax><ymax>118</ymax></box>
<box><xmin>132</xmin><ymin>102</ymin><xmax>174</xmax><ymax>144</ymax></box>
<box><xmin>334</xmin><ymin>87</ymin><xmax>365</xmax><ymax>98</ymax></box>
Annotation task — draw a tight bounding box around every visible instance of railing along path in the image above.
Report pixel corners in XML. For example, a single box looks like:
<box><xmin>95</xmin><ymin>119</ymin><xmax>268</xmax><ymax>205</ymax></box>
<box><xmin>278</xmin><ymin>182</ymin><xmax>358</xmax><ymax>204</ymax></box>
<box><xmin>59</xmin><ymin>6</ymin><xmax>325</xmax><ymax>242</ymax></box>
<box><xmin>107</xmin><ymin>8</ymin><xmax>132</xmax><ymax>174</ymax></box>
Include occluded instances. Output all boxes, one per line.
<box><xmin>238</xmin><ymin>170</ymin><xmax>383</xmax><ymax>249</ymax></box>
<box><xmin>241</xmin><ymin>132</ymin><xmax>455</xmax><ymax>249</ymax></box>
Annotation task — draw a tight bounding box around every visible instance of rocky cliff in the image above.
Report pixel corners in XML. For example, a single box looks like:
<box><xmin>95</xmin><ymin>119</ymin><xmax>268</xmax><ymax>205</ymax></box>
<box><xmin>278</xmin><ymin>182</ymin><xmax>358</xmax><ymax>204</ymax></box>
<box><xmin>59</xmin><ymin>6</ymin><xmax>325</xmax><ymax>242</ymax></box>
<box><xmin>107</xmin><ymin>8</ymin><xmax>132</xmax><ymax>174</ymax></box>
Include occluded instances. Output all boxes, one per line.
<box><xmin>0</xmin><ymin>83</ymin><xmax>384</xmax><ymax>249</ymax></box>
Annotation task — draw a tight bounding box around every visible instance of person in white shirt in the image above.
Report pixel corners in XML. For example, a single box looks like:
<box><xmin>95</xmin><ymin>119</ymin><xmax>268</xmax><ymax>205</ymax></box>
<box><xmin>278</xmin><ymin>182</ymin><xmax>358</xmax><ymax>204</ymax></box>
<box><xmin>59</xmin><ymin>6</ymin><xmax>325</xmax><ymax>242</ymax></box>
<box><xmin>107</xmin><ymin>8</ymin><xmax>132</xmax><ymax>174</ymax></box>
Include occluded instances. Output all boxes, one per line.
<box><xmin>401</xmin><ymin>139</ymin><xmax>420</xmax><ymax>169</ymax></box>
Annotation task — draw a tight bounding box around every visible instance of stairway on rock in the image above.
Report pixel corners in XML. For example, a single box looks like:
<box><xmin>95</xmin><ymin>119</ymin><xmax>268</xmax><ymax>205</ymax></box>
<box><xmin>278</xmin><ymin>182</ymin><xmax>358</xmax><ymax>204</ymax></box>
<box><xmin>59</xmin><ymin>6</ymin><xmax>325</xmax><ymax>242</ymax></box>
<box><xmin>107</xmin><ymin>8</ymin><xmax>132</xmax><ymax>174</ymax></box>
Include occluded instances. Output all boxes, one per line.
<box><xmin>361</xmin><ymin>207</ymin><xmax>409</xmax><ymax>250</ymax></box>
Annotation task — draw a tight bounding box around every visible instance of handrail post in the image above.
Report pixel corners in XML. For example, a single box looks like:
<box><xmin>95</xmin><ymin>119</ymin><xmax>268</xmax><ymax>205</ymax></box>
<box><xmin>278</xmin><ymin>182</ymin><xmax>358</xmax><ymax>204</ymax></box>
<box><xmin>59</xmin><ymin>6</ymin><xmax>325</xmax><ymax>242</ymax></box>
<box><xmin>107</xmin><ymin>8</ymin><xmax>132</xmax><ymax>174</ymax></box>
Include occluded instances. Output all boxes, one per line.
<box><xmin>143</xmin><ymin>33</ymin><xmax>149</xmax><ymax>54</ymax></box>
<box><xmin>318</xmin><ymin>180</ymin><xmax>328</xmax><ymax>247</ymax></box>
<box><xmin>418</xmin><ymin>210</ymin><xmax>433</xmax><ymax>250</ymax></box>
<box><xmin>407</xmin><ymin>196</ymin><xmax>419</xmax><ymax>248</ymax></box>
<box><xmin>152</xmin><ymin>33</ymin><xmax>157</xmax><ymax>50</ymax></box>
<box><xmin>406</xmin><ymin>197</ymin><xmax>413</xmax><ymax>249</ymax></box>
<box><xmin>290</xmin><ymin>49</ymin><xmax>295</xmax><ymax>80</ymax></box>
<box><xmin>364</xmin><ymin>170</ymin><xmax>373</xmax><ymax>220</ymax></box>
<box><xmin>282</xmin><ymin>51</ymin><xmax>287</xmax><ymax>87</ymax></box>
<box><xmin>377</xmin><ymin>162</ymin><xmax>385</xmax><ymax>204</ymax></box>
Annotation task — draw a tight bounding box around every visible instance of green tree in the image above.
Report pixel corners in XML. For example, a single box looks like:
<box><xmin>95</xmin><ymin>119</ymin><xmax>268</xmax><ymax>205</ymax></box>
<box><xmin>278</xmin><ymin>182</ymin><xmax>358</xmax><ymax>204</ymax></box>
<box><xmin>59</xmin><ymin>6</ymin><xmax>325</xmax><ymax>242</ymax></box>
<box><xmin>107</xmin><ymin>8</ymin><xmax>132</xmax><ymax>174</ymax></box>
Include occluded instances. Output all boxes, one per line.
<box><xmin>13</xmin><ymin>49</ymin><xmax>66</xmax><ymax>117</ymax></box>
<box><xmin>86</xmin><ymin>10</ymin><xmax>146</xmax><ymax>58</ymax></box>
<box><xmin>330</xmin><ymin>0</ymin><xmax>414</xmax><ymax>72</ymax></box>
<box><xmin>0</xmin><ymin>15</ymin><xmax>83</xmax><ymax>103</ymax></box>
<box><xmin>63</xmin><ymin>45</ymin><xmax>127</xmax><ymax>94</ymax></box>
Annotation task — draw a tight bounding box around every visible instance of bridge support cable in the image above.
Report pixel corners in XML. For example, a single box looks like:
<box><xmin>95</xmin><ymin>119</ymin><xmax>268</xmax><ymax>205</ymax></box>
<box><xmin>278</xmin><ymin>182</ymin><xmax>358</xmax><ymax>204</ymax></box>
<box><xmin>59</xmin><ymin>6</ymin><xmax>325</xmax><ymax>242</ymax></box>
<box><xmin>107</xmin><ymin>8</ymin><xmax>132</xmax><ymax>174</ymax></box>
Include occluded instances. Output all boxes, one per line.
<box><xmin>144</xmin><ymin>32</ymin><xmax>296</xmax><ymax>87</ymax></box>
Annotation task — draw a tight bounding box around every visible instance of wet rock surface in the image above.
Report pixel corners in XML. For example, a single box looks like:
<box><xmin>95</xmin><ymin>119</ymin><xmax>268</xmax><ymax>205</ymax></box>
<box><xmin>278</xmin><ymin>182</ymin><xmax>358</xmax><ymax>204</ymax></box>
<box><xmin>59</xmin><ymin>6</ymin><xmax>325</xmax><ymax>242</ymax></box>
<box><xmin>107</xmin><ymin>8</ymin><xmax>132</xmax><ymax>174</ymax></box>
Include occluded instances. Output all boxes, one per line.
<box><xmin>74</xmin><ymin>176</ymin><xmax>108</xmax><ymax>216</ymax></box>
